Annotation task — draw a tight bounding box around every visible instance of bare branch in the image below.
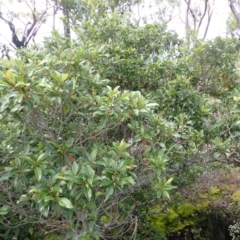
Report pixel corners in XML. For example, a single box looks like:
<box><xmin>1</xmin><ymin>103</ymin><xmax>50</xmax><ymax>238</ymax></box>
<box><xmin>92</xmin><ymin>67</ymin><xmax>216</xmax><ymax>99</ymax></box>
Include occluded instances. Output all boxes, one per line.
<box><xmin>197</xmin><ymin>0</ymin><xmax>208</xmax><ymax>31</ymax></box>
<box><xmin>202</xmin><ymin>0</ymin><xmax>215</xmax><ymax>39</ymax></box>
<box><xmin>186</xmin><ymin>0</ymin><xmax>198</xmax><ymax>30</ymax></box>
<box><xmin>183</xmin><ymin>0</ymin><xmax>215</xmax><ymax>39</ymax></box>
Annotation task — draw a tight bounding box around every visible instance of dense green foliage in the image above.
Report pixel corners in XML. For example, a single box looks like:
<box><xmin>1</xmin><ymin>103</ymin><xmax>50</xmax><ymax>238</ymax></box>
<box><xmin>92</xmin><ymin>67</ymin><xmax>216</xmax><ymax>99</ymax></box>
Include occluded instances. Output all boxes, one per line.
<box><xmin>0</xmin><ymin>5</ymin><xmax>240</xmax><ymax>240</ymax></box>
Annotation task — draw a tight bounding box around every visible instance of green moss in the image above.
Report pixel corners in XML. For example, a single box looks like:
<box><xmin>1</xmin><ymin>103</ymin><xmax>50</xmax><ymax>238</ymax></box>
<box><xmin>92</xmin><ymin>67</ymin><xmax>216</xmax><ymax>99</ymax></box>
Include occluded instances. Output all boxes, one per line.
<box><xmin>177</xmin><ymin>203</ymin><xmax>197</xmax><ymax>217</ymax></box>
<box><xmin>149</xmin><ymin>208</ymin><xmax>179</xmax><ymax>233</ymax></box>
<box><xmin>148</xmin><ymin>201</ymin><xmax>208</xmax><ymax>234</ymax></box>
<box><xmin>209</xmin><ymin>186</ymin><xmax>221</xmax><ymax>195</ymax></box>
<box><xmin>231</xmin><ymin>190</ymin><xmax>240</xmax><ymax>202</ymax></box>
<box><xmin>168</xmin><ymin>208</ymin><xmax>179</xmax><ymax>222</ymax></box>
<box><xmin>198</xmin><ymin>186</ymin><xmax>226</xmax><ymax>203</ymax></box>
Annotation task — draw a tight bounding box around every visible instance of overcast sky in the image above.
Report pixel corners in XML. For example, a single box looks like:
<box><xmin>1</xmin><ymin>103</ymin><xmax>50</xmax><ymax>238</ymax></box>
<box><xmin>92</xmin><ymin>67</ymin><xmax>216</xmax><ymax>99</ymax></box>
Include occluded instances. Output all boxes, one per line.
<box><xmin>132</xmin><ymin>0</ymin><xmax>230</xmax><ymax>39</ymax></box>
<box><xmin>0</xmin><ymin>0</ymin><xmax>232</xmax><ymax>49</ymax></box>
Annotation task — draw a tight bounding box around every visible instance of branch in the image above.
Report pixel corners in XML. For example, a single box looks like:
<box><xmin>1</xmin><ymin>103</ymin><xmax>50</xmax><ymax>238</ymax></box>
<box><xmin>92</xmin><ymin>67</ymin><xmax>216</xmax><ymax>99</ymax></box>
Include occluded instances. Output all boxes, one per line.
<box><xmin>202</xmin><ymin>0</ymin><xmax>215</xmax><ymax>39</ymax></box>
<box><xmin>0</xmin><ymin>14</ymin><xmax>24</xmax><ymax>48</ymax></box>
<box><xmin>229</xmin><ymin>0</ymin><xmax>240</xmax><ymax>29</ymax></box>
<box><xmin>186</xmin><ymin>0</ymin><xmax>198</xmax><ymax>31</ymax></box>
<box><xmin>197</xmin><ymin>0</ymin><xmax>209</xmax><ymax>31</ymax></box>
<box><xmin>185</xmin><ymin>0</ymin><xmax>191</xmax><ymax>34</ymax></box>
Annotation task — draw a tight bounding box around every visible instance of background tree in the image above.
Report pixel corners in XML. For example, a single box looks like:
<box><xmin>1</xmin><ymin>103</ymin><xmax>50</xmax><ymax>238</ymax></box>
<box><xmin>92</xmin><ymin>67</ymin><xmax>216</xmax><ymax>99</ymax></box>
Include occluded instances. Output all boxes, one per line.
<box><xmin>228</xmin><ymin>0</ymin><xmax>240</xmax><ymax>38</ymax></box>
<box><xmin>0</xmin><ymin>0</ymin><xmax>52</xmax><ymax>50</ymax></box>
<box><xmin>52</xmin><ymin>0</ymin><xmax>142</xmax><ymax>38</ymax></box>
<box><xmin>183</xmin><ymin>0</ymin><xmax>215</xmax><ymax>40</ymax></box>
<box><xmin>226</xmin><ymin>12</ymin><xmax>238</xmax><ymax>35</ymax></box>
<box><xmin>229</xmin><ymin>0</ymin><xmax>240</xmax><ymax>29</ymax></box>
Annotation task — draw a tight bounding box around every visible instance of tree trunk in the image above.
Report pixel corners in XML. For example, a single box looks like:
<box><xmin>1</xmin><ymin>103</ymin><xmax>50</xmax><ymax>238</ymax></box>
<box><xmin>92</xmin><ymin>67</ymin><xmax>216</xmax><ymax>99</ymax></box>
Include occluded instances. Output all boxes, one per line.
<box><xmin>62</xmin><ymin>0</ymin><xmax>71</xmax><ymax>38</ymax></box>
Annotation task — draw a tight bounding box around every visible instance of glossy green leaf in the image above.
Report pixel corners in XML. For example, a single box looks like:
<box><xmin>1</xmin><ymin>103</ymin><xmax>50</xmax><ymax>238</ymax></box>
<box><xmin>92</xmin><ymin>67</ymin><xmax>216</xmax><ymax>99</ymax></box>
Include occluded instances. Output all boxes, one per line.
<box><xmin>105</xmin><ymin>186</ymin><xmax>114</xmax><ymax>201</ymax></box>
<box><xmin>34</xmin><ymin>167</ymin><xmax>42</xmax><ymax>181</ymax></box>
<box><xmin>44</xmin><ymin>195</ymin><xmax>55</xmax><ymax>202</ymax></box>
<box><xmin>72</xmin><ymin>161</ymin><xmax>79</xmax><ymax>175</ymax></box>
<box><xmin>28</xmin><ymin>227</ymin><xmax>34</xmax><ymax>235</ymax></box>
<box><xmin>0</xmin><ymin>206</ymin><xmax>8</xmax><ymax>215</ymax></box>
<box><xmin>58</xmin><ymin>198</ymin><xmax>74</xmax><ymax>209</ymax></box>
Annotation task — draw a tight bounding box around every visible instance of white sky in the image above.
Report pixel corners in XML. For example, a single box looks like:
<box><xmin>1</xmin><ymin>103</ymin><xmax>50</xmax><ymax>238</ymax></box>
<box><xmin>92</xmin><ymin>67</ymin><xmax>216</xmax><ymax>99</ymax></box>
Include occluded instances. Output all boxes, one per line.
<box><xmin>133</xmin><ymin>0</ymin><xmax>230</xmax><ymax>39</ymax></box>
<box><xmin>208</xmin><ymin>1</ymin><xmax>230</xmax><ymax>38</ymax></box>
<box><xmin>0</xmin><ymin>0</ymin><xmax>233</xmax><ymax>49</ymax></box>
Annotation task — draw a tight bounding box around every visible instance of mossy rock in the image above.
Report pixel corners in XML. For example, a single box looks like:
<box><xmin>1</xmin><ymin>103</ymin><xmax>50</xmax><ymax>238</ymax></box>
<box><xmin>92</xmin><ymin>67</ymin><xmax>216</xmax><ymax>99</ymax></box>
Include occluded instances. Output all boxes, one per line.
<box><xmin>147</xmin><ymin>168</ymin><xmax>240</xmax><ymax>239</ymax></box>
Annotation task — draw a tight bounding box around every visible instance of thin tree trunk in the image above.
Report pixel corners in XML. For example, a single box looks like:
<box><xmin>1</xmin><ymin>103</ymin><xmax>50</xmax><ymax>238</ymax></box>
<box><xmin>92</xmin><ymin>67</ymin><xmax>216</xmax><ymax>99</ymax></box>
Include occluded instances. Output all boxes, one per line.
<box><xmin>62</xmin><ymin>0</ymin><xmax>71</xmax><ymax>38</ymax></box>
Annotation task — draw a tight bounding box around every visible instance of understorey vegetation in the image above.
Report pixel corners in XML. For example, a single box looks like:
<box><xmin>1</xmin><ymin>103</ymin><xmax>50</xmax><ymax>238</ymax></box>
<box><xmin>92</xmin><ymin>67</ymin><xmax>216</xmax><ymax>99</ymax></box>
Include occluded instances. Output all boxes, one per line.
<box><xmin>0</xmin><ymin>1</ymin><xmax>240</xmax><ymax>239</ymax></box>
